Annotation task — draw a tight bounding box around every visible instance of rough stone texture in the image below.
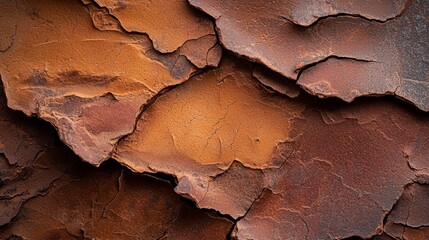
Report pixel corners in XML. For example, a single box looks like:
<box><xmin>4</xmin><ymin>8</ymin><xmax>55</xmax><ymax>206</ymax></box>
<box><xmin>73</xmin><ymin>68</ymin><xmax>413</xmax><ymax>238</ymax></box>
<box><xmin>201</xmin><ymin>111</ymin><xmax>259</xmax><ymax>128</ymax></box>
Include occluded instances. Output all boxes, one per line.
<box><xmin>189</xmin><ymin>0</ymin><xmax>429</xmax><ymax>111</ymax></box>
<box><xmin>0</xmin><ymin>87</ymin><xmax>233</xmax><ymax>238</ymax></box>
<box><xmin>83</xmin><ymin>0</ymin><xmax>222</xmax><ymax>70</ymax></box>
<box><xmin>115</xmin><ymin>55</ymin><xmax>429</xmax><ymax>238</ymax></box>
<box><xmin>388</xmin><ymin>184</ymin><xmax>429</xmax><ymax>228</ymax></box>
<box><xmin>376</xmin><ymin>183</ymin><xmax>429</xmax><ymax>240</ymax></box>
<box><xmin>93</xmin><ymin>0</ymin><xmax>215</xmax><ymax>53</ymax></box>
<box><xmin>0</xmin><ymin>150</ymin><xmax>233</xmax><ymax>239</ymax></box>
<box><xmin>232</xmin><ymin>97</ymin><xmax>429</xmax><ymax>239</ymax></box>
<box><xmin>114</xmin><ymin>56</ymin><xmax>304</xmax><ymax>218</ymax></box>
<box><xmin>383</xmin><ymin>222</ymin><xmax>429</xmax><ymax>240</ymax></box>
<box><xmin>253</xmin><ymin>64</ymin><xmax>301</xmax><ymax>98</ymax></box>
<box><xmin>1</xmin><ymin>0</ymin><xmax>429</xmax><ymax>239</ymax></box>
<box><xmin>0</xmin><ymin>0</ymin><xmax>220</xmax><ymax>166</ymax></box>
<box><xmin>0</xmin><ymin>84</ymin><xmax>58</xmax><ymax>226</ymax></box>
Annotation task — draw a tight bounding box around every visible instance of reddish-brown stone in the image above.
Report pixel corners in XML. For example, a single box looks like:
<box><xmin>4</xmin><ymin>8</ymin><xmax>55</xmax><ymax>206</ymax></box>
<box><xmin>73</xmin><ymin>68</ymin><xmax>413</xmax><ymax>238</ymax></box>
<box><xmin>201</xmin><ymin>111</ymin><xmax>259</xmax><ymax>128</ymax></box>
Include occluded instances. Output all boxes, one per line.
<box><xmin>93</xmin><ymin>0</ymin><xmax>215</xmax><ymax>53</ymax></box>
<box><xmin>0</xmin><ymin>0</ymin><xmax>220</xmax><ymax>166</ymax></box>
<box><xmin>1</xmin><ymin>0</ymin><xmax>429</xmax><ymax>239</ymax></box>
<box><xmin>114</xmin><ymin>55</ymin><xmax>304</xmax><ymax>218</ymax></box>
<box><xmin>234</xmin><ymin>98</ymin><xmax>426</xmax><ymax>239</ymax></box>
<box><xmin>189</xmin><ymin>0</ymin><xmax>429</xmax><ymax>111</ymax></box>
<box><xmin>253</xmin><ymin>64</ymin><xmax>301</xmax><ymax>98</ymax></box>
<box><xmin>0</xmin><ymin>150</ymin><xmax>233</xmax><ymax>239</ymax></box>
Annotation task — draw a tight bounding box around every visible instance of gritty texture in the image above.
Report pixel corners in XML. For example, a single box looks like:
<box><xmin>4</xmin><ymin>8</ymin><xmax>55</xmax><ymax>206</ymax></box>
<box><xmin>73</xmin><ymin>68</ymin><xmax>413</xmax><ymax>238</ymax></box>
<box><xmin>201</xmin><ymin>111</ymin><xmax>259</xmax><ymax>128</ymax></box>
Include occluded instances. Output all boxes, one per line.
<box><xmin>94</xmin><ymin>0</ymin><xmax>215</xmax><ymax>53</ymax></box>
<box><xmin>378</xmin><ymin>183</ymin><xmax>429</xmax><ymax>239</ymax></box>
<box><xmin>115</xmin><ymin>55</ymin><xmax>429</xmax><ymax>239</ymax></box>
<box><xmin>189</xmin><ymin>0</ymin><xmax>429</xmax><ymax>111</ymax></box>
<box><xmin>0</xmin><ymin>93</ymin><xmax>232</xmax><ymax>239</ymax></box>
<box><xmin>0</xmin><ymin>149</ymin><xmax>233</xmax><ymax>240</ymax></box>
<box><xmin>0</xmin><ymin>0</ymin><xmax>429</xmax><ymax>239</ymax></box>
<box><xmin>0</xmin><ymin>84</ymin><xmax>57</xmax><ymax>226</ymax></box>
<box><xmin>0</xmin><ymin>0</ymin><xmax>220</xmax><ymax>166</ymax></box>
<box><xmin>114</xmin><ymin>56</ymin><xmax>304</xmax><ymax>218</ymax></box>
<box><xmin>234</xmin><ymin>98</ymin><xmax>424</xmax><ymax>239</ymax></box>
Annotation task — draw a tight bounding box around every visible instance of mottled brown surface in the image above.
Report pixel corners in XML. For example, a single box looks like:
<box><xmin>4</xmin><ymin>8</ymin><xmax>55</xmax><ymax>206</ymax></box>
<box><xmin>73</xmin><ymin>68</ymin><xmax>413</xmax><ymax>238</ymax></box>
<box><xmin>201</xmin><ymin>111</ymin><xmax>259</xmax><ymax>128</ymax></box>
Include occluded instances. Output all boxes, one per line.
<box><xmin>0</xmin><ymin>84</ymin><xmax>55</xmax><ymax>167</ymax></box>
<box><xmin>0</xmin><ymin>0</ymin><xmax>220</xmax><ymax>166</ymax></box>
<box><xmin>191</xmin><ymin>0</ymin><xmax>408</xmax><ymax>27</ymax></box>
<box><xmin>253</xmin><ymin>65</ymin><xmax>301</xmax><ymax>98</ymax></box>
<box><xmin>94</xmin><ymin>0</ymin><xmax>214</xmax><ymax>53</ymax></box>
<box><xmin>114</xmin><ymin>56</ymin><xmax>304</xmax><ymax>218</ymax></box>
<box><xmin>0</xmin><ymin>84</ymin><xmax>57</xmax><ymax>226</ymax></box>
<box><xmin>388</xmin><ymin>184</ymin><xmax>429</xmax><ymax>228</ymax></box>
<box><xmin>376</xmin><ymin>183</ymin><xmax>429</xmax><ymax>240</ymax></box>
<box><xmin>83</xmin><ymin>0</ymin><xmax>223</xmax><ymax>70</ymax></box>
<box><xmin>0</xmin><ymin>150</ymin><xmax>233</xmax><ymax>239</ymax></box>
<box><xmin>1</xmin><ymin>0</ymin><xmax>429</xmax><ymax>239</ymax></box>
<box><xmin>115</xmin><ymin>55</ymin><xmax>429</xmax><ymax>238</ymax></box>
<box><xmin>190</xmin><ymin>0</ymin><xmax>429</xmax><ymax>111</ymax></box>
<box><xmin>0</xmin><ymin>88</ymin><xmax>233</xmax><ymax>238</ymax></box>
<box><xmin>233</xmin><ymin>98</ymin><xmax>427</xmax><ymax>239</ymax></box>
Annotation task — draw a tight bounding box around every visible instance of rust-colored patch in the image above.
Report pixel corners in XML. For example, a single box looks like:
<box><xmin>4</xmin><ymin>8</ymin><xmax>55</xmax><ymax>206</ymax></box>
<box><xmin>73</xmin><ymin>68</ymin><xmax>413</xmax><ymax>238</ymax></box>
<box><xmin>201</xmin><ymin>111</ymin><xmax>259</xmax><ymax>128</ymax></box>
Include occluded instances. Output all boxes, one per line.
<box><xmin>94</xmin><ymin>0</ymin><xmax>215</xmax><ymax>53</ymax></box>
<box><xmin>0</xmin><ymin>149</ymin><xmax>233</xmax><ymax>239</ymax></box>
<box><xmin>0</xmin><ymin>0</ymin><xmax>210</xmax><ymax>165</ymax></box>
<box><xmin>1</xmin><ymin>0</ymin><xmax>429</xmax><ymax>239</ymax></box>
<box><xmin>233</xmin><ymin>99</ymin><xmax>428</xmax><ymax>239</ymax></box>
<box><xmin>380</xmin><ymin>183</ymin><xmax>429</xmax><ymax>239</ymax></box>
<box><xmin>114</xmin><ymin>56</ymin><xmax>304</xmax><ymax>217</ymax></box>
<box><xmin>190</xmin><ymin>0</ymin><xmax>429</xmax><ymax>111</ymax></box>
<box><xmin>388</xmin><ymin>184</ymin><xmax>429</xmax><ymax>228</ymax></box>
<box><xmin>0</xmin><ymin>84</ymin><xmax>57</xmax><ymax>226</ymax></box>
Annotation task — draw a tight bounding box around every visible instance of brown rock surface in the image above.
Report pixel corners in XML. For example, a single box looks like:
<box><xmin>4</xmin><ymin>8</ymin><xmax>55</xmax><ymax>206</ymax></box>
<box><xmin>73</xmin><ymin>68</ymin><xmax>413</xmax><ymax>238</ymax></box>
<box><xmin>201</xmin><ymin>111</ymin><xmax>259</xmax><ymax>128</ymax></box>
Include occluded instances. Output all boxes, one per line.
<box><xmin>0</xmin><ymin>149</ymin><xmax>233</xmax><ymax>239</ymax></box>
<box><xmin>0</xmin><ymin>147</ymin><xmax>67</xmax><ymax>227</ymax></box>
<box><xmin>114</xmin><ymin>56</ymin><xmax>304</xmax><ymax>218</ymax></box>
<box><xmin>0</xmin><ymin>0</ymin><xmax>220</xmax><ymax>166</ymax></box>
<box><xmin>83</xmin><ymin>0</ymin><xmax>222</xmax><ymax>70</ymax></box>
<box><xmin>189</xmin><ymin>0</ymin><xmax>429</xmax><ymax>111</ymax></box>
<box><xmin>190</xmin><ymin>0</ymin><xmax>408</xmax><ymax>27</ymax></box>
<box><xmin>115</xmin><ymin>55</ymin><xmax>429</xmax><ymax>238</ymax></box>
<box><xmin>0</xmin><ymin>84</ymin><xmax>57</xmax><ymax>226</ymax></box>
<box><xmin>1</xmin><ymin>0</ymin><xmax>429</xmax><ymax>239</ymax></box>
<box><xmin>377</xmin><ymin>183</ymin><xmax>429</xmax><ymax>239</ymax></box>
<box><xmin>253</xmin><ymin>64</ymin><xmax>301</xmax><ymax>98</ymax></box>
<box><xmin>388</xmin><ymin>184</ymin><xmax>429</xmax><ymax>228</ymax></box>
<box><xmin>0</xmin><ymin>81</ymin><xmax>233</xmax><ymax>238</ymax></box>
<box><xmin>94</xmin><ymin>0</ymin><xmax>215</xmax><ymax>53</ymax></box>
<box><xmin>233</xmin><ymin>98</ymin><xmax>427</xmax><ymax>239</ymax></box>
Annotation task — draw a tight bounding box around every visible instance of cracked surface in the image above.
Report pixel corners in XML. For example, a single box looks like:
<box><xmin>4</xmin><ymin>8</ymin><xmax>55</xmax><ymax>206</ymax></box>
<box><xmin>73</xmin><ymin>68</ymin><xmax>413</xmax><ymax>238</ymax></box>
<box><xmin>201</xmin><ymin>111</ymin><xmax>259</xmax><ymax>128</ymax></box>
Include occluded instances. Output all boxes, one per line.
<box><xmin>189</xmin><ymin>0</ymin><xmax>429</xmax><ymax>111</ymax></box>
<box><xmin>93</xmin><ymin>0</ymin><xmax>215</xmax><ymax>53</ymax></box>
<box><xmin>0</xmin><ymin>0</ymin><xmax>220</xmax><ymax>166</ymax></box>
<box><xmin>1</xmin><ymin>0</ymin><xmax>429</xmax><ymax>239</ymax></box>
<box><xmin>114</xmin><ymin>56</ymin><xmax>304</xmax><ymax>218</ymax></box>
<box><xmin>0</xmin><ymin>84</ymin><xmax>58</xmax><ymax>226</ymax></box>
<box><xmin>0</xmin><ymin>87</ymin><xmax>233</xmax><ymax>238</ymax></box>
<box><xmin>191</xmin><ymin>0</ymin><xmax>408</xmax><ymax>27</ymax></box>
<box><xmin>0</xmin><ymin>150</ymin><xmax>233</xmax><ymax>239</ymax></box>
<box><xmin>234</xmin><ymin>99</ymin><xmax>427</xmax><ymax>239</ymax></box>
<box><xmin>376</xmin><ymin>183</ymin><xmax>429</xmax><ymax>239</ymax></box>
<box><xmin>115</xmin><ymin>55</ymin><xmax>429</xmax><ymax>238</ymax></box>
<box><xmin>253</xmin><ymin>64</ymin><xmax>301</xmax><ymax>98</ymax></box>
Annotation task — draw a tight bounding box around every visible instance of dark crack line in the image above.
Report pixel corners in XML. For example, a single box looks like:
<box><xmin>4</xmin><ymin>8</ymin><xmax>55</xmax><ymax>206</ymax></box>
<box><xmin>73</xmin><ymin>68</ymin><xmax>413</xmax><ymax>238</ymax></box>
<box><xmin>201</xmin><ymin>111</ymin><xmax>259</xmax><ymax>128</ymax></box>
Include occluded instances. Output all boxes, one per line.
<box><xmin>280</xmin><ymin>4</ymin><xmax>410</xmax><ymax>29</ymax></box>
<box><xmin>111</xmin><ymin>83</ymin><xmax>181</xmax><ymax>156</ymax></box>
<box><xmin>0</xmin><ymin>0</ymin><xmax>18</xmax><ymax>53</ymax></box>
<box><xmin>155</xmin><ymin>207</ymin><xmax>182</xmax><ymax>240</ymax></box>
<box><xmin>295</xmin><ymin>55</ymin><xmax>376</xmax><ymax>81</ymax></box>
<box><xmin>227</xmin><ymin>188</ymin><xmax>268</xmax><ymax>239</ymax></box>
<box><xmin>101</xmin><ymin>170</ymin><xmax>123</xmax><ymax>218</ymax></box>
